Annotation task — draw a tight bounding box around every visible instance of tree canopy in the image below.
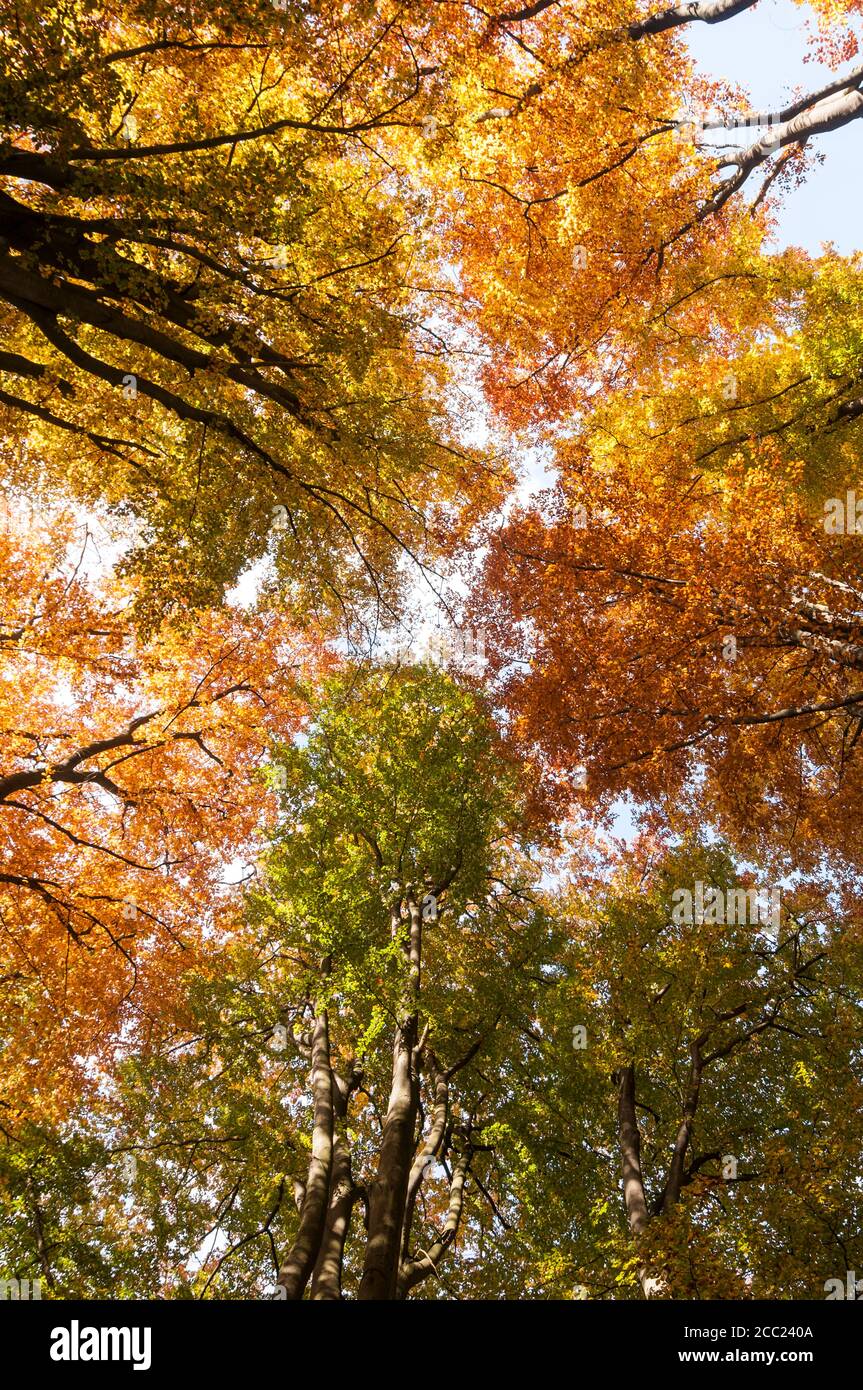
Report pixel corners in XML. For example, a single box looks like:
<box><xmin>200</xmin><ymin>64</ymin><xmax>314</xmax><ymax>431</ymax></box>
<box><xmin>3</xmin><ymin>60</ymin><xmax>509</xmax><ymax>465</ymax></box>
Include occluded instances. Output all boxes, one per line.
<box><xmin>1</xmin><ymin>0</ymin><xmax>861</xmax><ymax>1303</ymax></box>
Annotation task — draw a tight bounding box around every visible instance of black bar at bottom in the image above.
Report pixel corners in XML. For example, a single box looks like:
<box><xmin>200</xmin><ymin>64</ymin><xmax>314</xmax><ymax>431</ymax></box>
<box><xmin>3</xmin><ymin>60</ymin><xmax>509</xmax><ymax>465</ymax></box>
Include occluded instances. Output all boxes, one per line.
<box><xmin>9</xmin><ymin>1297</ymin><xmax>856</xmax><ymax>1378</ymax></box>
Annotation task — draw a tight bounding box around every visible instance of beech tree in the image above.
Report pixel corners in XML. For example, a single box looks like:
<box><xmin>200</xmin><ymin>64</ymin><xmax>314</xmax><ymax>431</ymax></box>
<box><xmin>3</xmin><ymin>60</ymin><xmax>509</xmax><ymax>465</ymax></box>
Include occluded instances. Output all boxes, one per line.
<box><xmin>263</xmin><ymin>667</ymin><xmax>551</xmax><ymax>1301</ymax></box>
<box><xmin>0</xmin><ymin>506</ymin><xmax>320</xmax><ymax>1124</ymax></box>
<box><xmin>2</xmin><ymin>0</ymin><xmax>821</xmax><ymax>621</ymax></box>
<box><xmin>0</xmin><ymin>0</ymin><xmax>502</xmax><ymax>624</ymax></box>
<box><xmin>0</xmin><ymin>666</ymin><xmax>558</xmax><ymax>1299</ymax></box>
<box><xmin>546</xmin><ymin>841</ymin><xmax>863</xmax><ymax>1300</ymax></box>
<box><xmin>2</xmin><ymin>0</ymin><xmax>862</xmax><ymax>1306</ymax></box>
<box><xmin>472</xmin><ymin>252</ymin><xmax>863</xmax><ymax>875</ymax></box>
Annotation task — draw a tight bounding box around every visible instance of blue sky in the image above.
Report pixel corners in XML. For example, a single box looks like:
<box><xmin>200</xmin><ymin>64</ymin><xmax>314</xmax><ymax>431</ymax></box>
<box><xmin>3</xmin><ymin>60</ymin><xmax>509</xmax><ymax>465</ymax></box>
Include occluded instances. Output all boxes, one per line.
<box><xmin>686</xmin><ymin>0</ymin><xmax>862</xmax><ymax>255</ymax></box>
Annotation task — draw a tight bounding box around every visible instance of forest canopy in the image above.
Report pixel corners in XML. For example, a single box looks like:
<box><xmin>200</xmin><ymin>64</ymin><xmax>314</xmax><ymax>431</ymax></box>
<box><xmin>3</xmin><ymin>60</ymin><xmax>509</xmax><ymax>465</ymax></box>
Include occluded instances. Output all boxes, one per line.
<box><xmin>0</xmin><ymin>0</ymin><xmax>861</xmax><ymax>1303</ymax></box>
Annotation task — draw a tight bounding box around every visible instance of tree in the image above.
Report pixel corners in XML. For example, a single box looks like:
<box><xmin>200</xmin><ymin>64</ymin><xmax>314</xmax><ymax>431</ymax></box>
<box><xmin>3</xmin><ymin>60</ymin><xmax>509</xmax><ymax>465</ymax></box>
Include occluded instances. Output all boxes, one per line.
<box><xmin>536</xmin><ymin>838</ymin><xmax>863</xmax><ymax>1299</ymax></box>
<box><xmin>471</xmin><ymin>243</ymin><xmax>863</xmax><ymax>873</ymax></box>
<box><xmin>1</xmin><ymin>0</ymin><xmax>802</xmax><ymax>623</ymax></box>
<box><xmin>0</xmin><ymin>665</ymin><xmax>562</xmax><ymax>1298</ymax></box>
<box><xmin>0</xmin><ymin>503</ymin><xmax>320</xmax><ymax>1125</ymax></box>
<box><xmin>0</xmin><ymin>0</ymin><xmax>504</xmax><ymax>624</ymax></box>
<box><xmin>3</xmin><ymin>0</ymin><xmax>863</xmax><ymax>1307</ymax></box>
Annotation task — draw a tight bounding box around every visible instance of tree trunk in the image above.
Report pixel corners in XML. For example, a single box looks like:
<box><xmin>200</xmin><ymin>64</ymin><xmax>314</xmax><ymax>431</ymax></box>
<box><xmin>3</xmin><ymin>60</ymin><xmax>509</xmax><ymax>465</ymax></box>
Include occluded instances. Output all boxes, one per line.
<box><xmin>357</xmin><ymin>897</ymin><xmax>423</xmax><ymax>1300</ymax></box>
<box><xmin>658</xmin><ymin>1040</ymin><xmax>703</xmax><ymax>1214</ymax></box>
<box><xmin>278</xmin><ymin>1009</ymin><xmax>334</xmax><ymax>1299</ymax></box>
<box><xmin>356</xmin><ymin>1014</ymin><xmax>419</xmax><ymax>1299</ymax></box>
<box><xmin>400</xmin><ymin>1055</ymin><xmax>448</xmax><ymax>1265</ymax></box>
<box><xmin>616</xmin><ymin>1064</ymin><xmax>667</xmax><ymax>1299</ymax></box>
<box><xmin>310</xmin><ymin>1062</ymin><xmax>361</xmax><ymax>1300</ymax></box>
<box><xmin>617</xmin><ymin>1064</ymin><xmax>650</xmax><ymax>1237</ymax></box>
<box><xmin>309</xmin><ymin>1134</ymin><xmax>356</xmax><ymax>1300</ymax></box>
<box><xmin>397</xmin><ymin>1150</ymin><xmax>471</xmax><ymax>1298</ymax></box>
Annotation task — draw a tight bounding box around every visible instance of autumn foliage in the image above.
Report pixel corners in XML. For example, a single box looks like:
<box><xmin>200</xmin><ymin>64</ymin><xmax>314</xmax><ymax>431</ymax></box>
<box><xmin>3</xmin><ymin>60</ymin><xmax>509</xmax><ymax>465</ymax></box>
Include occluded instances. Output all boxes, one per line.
<box><xmin>1</xmin><ymin>0</ymin><xmax>861</xmax><ymax>1303</ymax></box>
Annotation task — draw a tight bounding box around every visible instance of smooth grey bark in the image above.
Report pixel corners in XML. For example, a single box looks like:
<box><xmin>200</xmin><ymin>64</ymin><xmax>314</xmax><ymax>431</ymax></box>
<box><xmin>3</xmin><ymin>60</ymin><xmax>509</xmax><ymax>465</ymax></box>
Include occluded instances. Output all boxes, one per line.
<box><xmin>707</xmin><ymin>86</ymin><xmax>863</xmax><ymax>214</ymax></box>
<box><xmin>497</xmin><ymin>0</ymin><xmax>759</xmax><ymax>32</ymax></box>
<box><xmin>310</xmin><ymin>1064</ymin><xmax>362</xmax><ymax>1301</ymax></box>
<box><xmin>356</xmin><ymin>1018</ymin><xmax>419</xmax><ymax>1298</ymax></box>
<box><xmin>397</xmin><ymin>1150</ymin><xmax>471</xmax><ymax>1298</ymax></box>
<box><xmin>309</xmin><ymin>1135</ymin><xmax>357</xmax><ymax>1300</ymax></box>
<box><xmin>400</xmin><ymin>1054</ymin><xmax>449</xmax><ymax>1265</ymax></box>
<box><xmin>616</xmin><ymin>1064</ymin><xmax>669</xmax><ymax>1299</ymax></box>
<box><xmin>277</xmin><ymin>1009</ymin><xmax>334</xmax><ymax>1300</ymax></box>
<box><xmin>357</xmin><ymin>896</ymin><xmax>423</xmax><ymax>1300</ymax></box>
<box><xmin>629</xmin><ymin>0</ymin><xmax>758</xmax><ymax>38</ymax></box>
<box><xmin>617</xmin><ymin>1064</ymin><xmax>650</xmax><ymax>1238</ymax></box>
